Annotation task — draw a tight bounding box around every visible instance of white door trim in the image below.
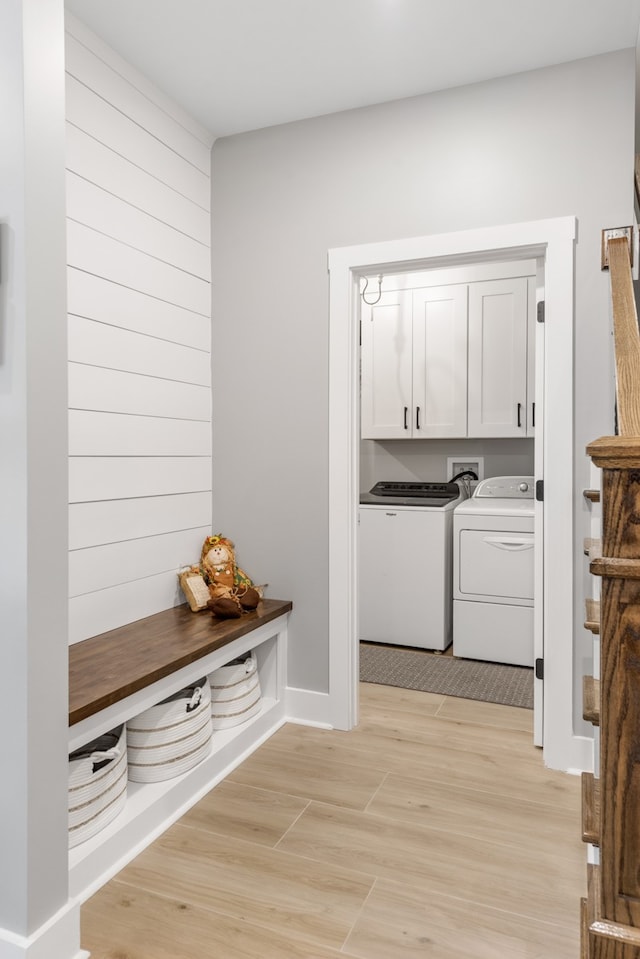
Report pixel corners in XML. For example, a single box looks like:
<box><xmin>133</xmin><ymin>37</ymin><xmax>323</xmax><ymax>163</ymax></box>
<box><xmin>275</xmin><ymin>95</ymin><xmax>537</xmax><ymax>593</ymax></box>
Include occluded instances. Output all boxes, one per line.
<box><xmin>328</xmin><ymin>216</ymin><xmax>591</xmax><ymax>773</ymax></box>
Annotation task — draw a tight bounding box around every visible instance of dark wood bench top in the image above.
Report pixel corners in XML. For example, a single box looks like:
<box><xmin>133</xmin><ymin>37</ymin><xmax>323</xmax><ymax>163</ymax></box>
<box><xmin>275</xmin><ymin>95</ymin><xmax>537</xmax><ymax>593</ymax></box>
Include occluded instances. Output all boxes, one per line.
<box><xmin>69</xmin><ymin>599</ymin><xmax>293</xmax><ymax>727</ymax></box>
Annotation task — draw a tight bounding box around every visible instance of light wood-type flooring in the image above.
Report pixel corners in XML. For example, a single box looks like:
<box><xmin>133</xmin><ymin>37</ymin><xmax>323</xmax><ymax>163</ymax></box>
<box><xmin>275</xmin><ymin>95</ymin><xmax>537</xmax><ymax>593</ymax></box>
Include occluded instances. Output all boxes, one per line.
<box><xmin>81</xmin><ymin>683</ymin><xmax>585</xmax><ymax>958</ymax></box>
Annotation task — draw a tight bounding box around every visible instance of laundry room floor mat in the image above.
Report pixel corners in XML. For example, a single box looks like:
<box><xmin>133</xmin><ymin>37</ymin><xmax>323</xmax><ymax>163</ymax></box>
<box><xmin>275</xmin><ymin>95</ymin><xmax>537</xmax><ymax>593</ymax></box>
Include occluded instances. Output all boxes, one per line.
<box><xmin>359</xmin><ymin>642</ymin><xmax>533</xmax><ymax>709</ymax></box>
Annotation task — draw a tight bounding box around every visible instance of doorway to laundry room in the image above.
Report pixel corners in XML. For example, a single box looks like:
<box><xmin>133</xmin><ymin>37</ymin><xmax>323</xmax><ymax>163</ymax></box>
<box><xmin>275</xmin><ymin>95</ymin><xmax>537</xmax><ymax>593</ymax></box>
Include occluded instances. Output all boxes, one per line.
<box><xmin>356</xmin><ymin>255</ymin><xmax>543</xmax><ymax>742</ymax></box>
<box><xmin>327</xmin><ymin>217</ymin><xmax>580</xmax><ymax>773</ymax></box>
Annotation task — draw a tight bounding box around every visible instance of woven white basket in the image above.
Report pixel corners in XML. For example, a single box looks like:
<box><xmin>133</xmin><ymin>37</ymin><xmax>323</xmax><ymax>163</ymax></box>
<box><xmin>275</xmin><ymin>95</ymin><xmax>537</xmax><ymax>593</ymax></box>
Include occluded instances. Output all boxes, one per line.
<box><xmin>127</xmin><ymin>678</ymin><xmax>212</xmax><ymax>783</ymax></box>
<box><xmin>208</xmin><ymin>652</ymin><xmax>262</xmax><ymax>730</ymax></box>
<box><xmin>68</xmin><ymin>724</ymin><xmax>127</xmax><ymax>849</ymax></box>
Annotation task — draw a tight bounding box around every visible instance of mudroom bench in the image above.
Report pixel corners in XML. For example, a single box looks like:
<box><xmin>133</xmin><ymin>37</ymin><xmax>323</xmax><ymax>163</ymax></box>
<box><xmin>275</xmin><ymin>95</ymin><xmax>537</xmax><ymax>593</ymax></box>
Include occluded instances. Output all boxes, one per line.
<box><xmin>68</xmin><ymin>598</ymin><xmax>292</xmax><ymax>900</ymax></box>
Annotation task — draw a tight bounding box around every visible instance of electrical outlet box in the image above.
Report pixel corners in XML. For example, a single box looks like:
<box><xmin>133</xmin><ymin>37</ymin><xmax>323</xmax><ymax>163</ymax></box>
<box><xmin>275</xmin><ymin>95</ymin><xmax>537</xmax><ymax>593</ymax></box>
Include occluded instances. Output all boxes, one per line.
<box><xmin>601</xmin><ymin>226</ymin><xmax>633</xmax><ymax>270</ymax></box>
<box><xmin>447</xmin><ymin>457</ymin><xmax>484</xmax><ymax>481</ymax></box>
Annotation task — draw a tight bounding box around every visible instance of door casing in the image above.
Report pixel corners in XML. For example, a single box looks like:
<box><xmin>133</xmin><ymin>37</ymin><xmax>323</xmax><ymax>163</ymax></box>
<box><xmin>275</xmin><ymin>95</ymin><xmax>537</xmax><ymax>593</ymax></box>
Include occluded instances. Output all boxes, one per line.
<box><xmin>328</xmin><ymin>216</ymin><xmax>591</xmax><ymax>773</ymax></box>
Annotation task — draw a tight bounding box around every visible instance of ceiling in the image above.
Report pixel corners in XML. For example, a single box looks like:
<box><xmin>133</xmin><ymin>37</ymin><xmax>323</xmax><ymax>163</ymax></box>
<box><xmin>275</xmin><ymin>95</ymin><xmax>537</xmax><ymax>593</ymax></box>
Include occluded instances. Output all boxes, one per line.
<box><xmin>64</xmin><ymin>0</ymin><xmax>640</xmax><ymax>139</ymax></box>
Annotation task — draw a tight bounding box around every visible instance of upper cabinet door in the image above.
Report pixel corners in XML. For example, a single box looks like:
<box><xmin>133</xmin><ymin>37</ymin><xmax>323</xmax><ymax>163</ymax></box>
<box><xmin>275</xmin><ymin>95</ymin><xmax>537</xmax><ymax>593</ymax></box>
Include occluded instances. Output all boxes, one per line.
<box><xmin>467</xmin><ymin>277</ymin><xmax>529</xmax><ymax>438</ymax></box>
<box><xmin>360</xmin><ymin>291</ymin><xmax>413</xmax><ymax>439</ymax></box>
<box><xmin>412</xmin><ymin>285</ymin><xmax>468</xmax><ymax>438</ymax></box>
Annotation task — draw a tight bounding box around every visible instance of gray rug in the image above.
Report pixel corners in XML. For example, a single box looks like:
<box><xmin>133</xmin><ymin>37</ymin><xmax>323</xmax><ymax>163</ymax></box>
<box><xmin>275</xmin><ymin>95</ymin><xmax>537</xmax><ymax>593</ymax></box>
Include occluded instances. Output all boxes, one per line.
<box><xmin>360</xmin><ymin>643</ymin><xmax>533</xmax><ymax>709</ymax></box>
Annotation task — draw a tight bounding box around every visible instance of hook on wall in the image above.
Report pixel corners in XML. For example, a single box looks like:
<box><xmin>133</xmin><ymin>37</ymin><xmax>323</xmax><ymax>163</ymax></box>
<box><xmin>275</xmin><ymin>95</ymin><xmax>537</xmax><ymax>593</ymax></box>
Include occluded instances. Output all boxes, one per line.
<box><xmin>361</xmin><ymin>275</ymin><xmax>383</xmax><ymax>306</ymax></box>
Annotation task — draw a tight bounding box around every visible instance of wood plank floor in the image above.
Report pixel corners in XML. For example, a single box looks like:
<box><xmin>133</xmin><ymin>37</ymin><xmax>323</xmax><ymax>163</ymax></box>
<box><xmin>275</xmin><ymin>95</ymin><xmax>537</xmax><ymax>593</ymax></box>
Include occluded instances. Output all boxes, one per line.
<box><xmin>81</xmin><ymin>684</ymin><xmax>585</xmax><ymax>958</ymax></box>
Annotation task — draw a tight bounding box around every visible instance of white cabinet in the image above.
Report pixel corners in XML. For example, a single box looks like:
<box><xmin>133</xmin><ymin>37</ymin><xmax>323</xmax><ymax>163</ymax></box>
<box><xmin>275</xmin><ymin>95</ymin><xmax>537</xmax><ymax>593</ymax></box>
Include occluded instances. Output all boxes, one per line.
<box><xmin>361</xmin><ymin>286</ymin><xmax>467</xmax><ymax>439</ymax></box>
<box><xmin>358</xmin><ymin>505</ymin><xmax>453</xmax><ymax>650</ymax></box>
<box><xmin>413</xmin><ymin>286</ymin><xmax>468</xmax><ymax>437</ymax></box>
<box><xmin>360</xmin><ymin>272</ymin><xmax>534</xmax><ymax>440</ymax></box>
<box><xmin>360</xmin><ymin>291</ymin><xmax>412</xmax><ymax>439</ymax></box>
<box><xmin>467</xmin><ymin>277</ymin><xmax>530</xmax><ymax>438</ymax></box>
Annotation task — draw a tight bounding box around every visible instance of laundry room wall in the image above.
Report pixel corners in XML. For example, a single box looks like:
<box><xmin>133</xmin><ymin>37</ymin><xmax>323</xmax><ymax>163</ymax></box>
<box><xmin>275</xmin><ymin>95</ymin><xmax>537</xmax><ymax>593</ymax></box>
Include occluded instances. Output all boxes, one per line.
<box><xmin>211</xmin><ymin>49</ymin><xmax>634</xmax><ymax>730</ymax></box>
<box><xmin>359</xmin><ymin>438</ymin><xmax>535</xmax><ymax>494</ymax></box>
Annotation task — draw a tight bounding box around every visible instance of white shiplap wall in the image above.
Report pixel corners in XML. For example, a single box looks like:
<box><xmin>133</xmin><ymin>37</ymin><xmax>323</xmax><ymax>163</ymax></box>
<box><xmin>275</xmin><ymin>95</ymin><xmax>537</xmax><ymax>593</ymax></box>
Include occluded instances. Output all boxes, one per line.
<box><xmin>65</xmin><ymin>16</ymin><xmax>214</xmax><ymax>643</ymax></box>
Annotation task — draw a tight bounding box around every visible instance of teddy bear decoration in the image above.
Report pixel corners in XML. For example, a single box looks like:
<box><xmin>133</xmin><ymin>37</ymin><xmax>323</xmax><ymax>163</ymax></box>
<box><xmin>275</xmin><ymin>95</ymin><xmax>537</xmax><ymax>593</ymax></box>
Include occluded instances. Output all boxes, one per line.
<box><xmin>178</xmin><ymin>534</ymin><xmax>262</xmax><ymax>619</ymax></box>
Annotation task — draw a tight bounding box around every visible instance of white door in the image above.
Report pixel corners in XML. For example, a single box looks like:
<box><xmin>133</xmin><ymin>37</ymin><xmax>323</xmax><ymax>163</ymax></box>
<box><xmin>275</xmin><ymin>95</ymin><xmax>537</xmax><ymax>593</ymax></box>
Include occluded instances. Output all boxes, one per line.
<box><xmin>360</xmin><ymin>291</ymin><xmax>412</xmax><ymax>439</ymax></box>
<box><xmin>412</xmin><ymin>285</ymin><xmax>468</xmax><ymax>437</ymax></box>
<box><xmin>467</xmin><ymin>277</ymin><xmax>529</xmax><ymax>437</ymax></box>
<box><xmin>533</xmin><ymin>270</ymin><xmax>545</xmax><ymax>746</ymax></box>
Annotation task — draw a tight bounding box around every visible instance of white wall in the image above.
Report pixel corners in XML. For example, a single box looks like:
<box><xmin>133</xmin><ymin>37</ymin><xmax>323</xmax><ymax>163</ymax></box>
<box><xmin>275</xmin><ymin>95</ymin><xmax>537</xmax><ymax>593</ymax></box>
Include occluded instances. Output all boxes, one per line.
<box><xmin>65</xmin><ymin>17</ymin><xmax>214</xmax><ymax>642</ymax></box>
<box><xmin>211</xmin><ymin>50</ymin><xmax>635</xmax><ymax>709</ymax></box>
<box><xmin>0</xmin><ymin>0</ymin><xmax>74</xmax><ymax>952</ymax></box>
<box><xmin>360</xmin><ymin>438</ymin><xmax>535</xmax><ymax>492</ymax></box>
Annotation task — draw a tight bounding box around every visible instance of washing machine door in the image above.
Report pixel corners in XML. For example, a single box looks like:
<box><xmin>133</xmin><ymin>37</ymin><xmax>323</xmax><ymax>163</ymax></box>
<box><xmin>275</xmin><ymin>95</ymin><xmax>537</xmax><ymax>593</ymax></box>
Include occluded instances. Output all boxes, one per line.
<box><xmin>457</xmin><ymin>528</ymin><xmax>534</xmax><ymax>603</ymax></box>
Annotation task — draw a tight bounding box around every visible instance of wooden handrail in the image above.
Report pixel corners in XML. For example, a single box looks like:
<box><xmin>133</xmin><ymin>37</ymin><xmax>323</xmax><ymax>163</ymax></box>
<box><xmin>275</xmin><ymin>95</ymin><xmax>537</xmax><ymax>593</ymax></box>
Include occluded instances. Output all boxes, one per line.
<box><xmin>581</xmin><ymin>227</ymin><xmax>640</xmax><ymax>957</ymax></box>
<box><xmin>585</xmin><ymin>438</ymin><xmax>640</xmax><ymax>951</ymax></box>
<box><xmin>607</xmin><ymin>235</ymin><xmax>640</xmax><ymax>435</ymax></box>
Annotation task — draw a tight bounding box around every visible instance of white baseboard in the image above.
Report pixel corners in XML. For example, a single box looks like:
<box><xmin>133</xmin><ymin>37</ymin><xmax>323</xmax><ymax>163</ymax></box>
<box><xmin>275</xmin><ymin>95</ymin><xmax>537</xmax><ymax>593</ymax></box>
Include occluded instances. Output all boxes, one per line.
<box><xmin>0</xmin><ymin>899</ymin><xmax>85</xmax><ymax>959</ymax></box>
<box><xmin>545</xmin><ymin>732</ymin><xmax>594</xmax><ymax>774</ymax></box>
<box><xmin>567</xmin><ymin>734</ymin><xmax>594</xmax><ymax>775</ymax></box>
<box><xmin>285</xmin><ymin>686</ymin><xmax>332</xmax><ymax>728</ymax></box>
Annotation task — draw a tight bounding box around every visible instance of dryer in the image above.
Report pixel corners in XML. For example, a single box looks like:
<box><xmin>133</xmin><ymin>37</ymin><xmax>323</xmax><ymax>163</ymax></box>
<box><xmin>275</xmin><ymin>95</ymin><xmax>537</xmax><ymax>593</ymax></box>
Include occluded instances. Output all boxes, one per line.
<box><xmin>453</xmin><ymin>476</ymin><xmax>534</xmax><ymax>666</ymax></box>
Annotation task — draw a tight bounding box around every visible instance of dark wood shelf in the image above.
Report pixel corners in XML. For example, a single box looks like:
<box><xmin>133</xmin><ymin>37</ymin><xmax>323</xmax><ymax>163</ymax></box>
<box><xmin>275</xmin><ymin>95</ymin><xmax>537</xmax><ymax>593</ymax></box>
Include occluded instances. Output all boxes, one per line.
<box><xmin>69</xmin><ymin>598</ymin><xmax>293</xmax><ymax>727</ymax></box>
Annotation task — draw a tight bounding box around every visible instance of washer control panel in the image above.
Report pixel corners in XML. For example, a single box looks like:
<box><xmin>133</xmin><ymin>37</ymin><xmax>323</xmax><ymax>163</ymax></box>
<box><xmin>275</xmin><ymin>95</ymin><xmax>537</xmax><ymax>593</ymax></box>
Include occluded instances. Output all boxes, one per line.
<box><xmin>473</xmin><ymin>476</ymin><xmax>535</xmax><ymax>499</ymax></box>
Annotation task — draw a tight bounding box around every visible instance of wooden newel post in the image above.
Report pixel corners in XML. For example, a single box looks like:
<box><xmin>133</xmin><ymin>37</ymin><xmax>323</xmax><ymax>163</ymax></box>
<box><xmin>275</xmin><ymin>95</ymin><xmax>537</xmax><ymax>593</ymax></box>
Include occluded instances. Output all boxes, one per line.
<box><xmin>587</xmin><ymin>436</ymin><xmax>640</xmax><ymax>958</ymax></box>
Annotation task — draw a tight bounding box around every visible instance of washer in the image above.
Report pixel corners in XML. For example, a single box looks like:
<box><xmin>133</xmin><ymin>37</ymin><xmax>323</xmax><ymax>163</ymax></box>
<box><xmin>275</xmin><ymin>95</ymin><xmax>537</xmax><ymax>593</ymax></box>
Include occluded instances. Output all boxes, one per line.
<box><xmin>359</xmin><ymin>481</ymin><xmax>462</xmax><ymax>651</ymax></box>
<box><xmin>453</xmin><ymin>475</ymin><xmax>534</xmax><ymax>666</ymax></box>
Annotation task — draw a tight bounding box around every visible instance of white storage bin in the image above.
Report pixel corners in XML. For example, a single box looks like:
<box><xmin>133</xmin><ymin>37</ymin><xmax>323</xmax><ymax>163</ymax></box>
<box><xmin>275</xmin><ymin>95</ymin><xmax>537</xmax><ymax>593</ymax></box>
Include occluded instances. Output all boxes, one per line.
<box><xmin>127</xmin><ymin>678</ymin><xmax>212</xmax><ymax>783</ymax></box>
<box><xmin>68</xmin><ymin>724</ymin><xmax>127</xmax><ymax>849</ymax></box>
<box><xmin>208</xmin><ymin>652</ymin><xmax>262</xmax><ymax>730</ymax></box>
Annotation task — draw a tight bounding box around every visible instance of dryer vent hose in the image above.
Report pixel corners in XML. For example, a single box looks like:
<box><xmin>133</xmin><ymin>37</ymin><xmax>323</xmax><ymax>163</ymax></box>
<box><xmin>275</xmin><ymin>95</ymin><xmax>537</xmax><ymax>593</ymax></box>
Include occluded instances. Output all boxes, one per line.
<box><xmin>450</xmin><ymin>470</ymin><xmax>479</xmax><ymax>483</ymax></box>
<box><xmin>450</xmin><ymin>469</ymin><xmax>478</xmax><ymax>500</ymax></box>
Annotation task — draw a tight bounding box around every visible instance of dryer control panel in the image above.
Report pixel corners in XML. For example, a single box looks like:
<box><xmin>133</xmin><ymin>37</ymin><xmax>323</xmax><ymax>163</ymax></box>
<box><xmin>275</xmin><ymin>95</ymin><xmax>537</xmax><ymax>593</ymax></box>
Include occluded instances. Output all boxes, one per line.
<box><xmin>473</xmin><ymin>476</ymin><xmax>534</xmax><ymax>499</ymax></box>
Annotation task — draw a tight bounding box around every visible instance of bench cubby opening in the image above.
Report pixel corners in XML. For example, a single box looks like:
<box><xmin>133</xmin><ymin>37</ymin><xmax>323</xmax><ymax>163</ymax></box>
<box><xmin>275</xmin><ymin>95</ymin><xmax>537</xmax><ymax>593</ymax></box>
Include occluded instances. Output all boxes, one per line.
<box><xmin>68</xmin><ymin>599</ymin><xmax>292</xmax><ymax>900</ymax></box>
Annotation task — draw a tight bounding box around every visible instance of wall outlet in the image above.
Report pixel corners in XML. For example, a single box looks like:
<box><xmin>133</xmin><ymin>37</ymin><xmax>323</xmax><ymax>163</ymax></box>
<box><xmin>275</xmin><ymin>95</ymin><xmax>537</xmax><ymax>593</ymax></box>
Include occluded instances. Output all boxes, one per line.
<box><xmin>447</xmin><ymin>457</ymin><xmax>484</xmax><ymax>481</ymax></box>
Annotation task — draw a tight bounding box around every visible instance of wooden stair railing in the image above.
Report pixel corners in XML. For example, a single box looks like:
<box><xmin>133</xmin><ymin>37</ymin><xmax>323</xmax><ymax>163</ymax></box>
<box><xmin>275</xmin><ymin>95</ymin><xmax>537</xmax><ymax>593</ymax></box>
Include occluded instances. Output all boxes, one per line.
<box><xmin>583</xmin><ymin>232</ymin><xmax>640</xmax><ymax>958</ymax></box>
<box><xmin>607</xmin><ymin>235</ymin><xmax>640</xmax><ymax>434</ymax></box>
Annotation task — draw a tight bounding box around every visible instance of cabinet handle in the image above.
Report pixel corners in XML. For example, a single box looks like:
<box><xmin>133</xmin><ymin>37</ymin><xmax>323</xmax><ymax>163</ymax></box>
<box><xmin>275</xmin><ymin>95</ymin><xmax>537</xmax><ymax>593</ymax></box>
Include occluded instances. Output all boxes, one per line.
<box><xmin>517</xmin><ymin>402</ymin><xmax>522</xmax><ymax>428</ymax></box>
<box><xmin>416</xmin><ymin>406</ymin><xmax>421</xmax><ymax>430</ymax></box>
<box><xmin>532</xmin><ymin>402</ymin><xmax>535</xmax><ymax>428</ymax></box>
<box><xmin>403</xmin><ymin>406</ymin><xmax>408</xmax><ymax>430</ymax></box>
